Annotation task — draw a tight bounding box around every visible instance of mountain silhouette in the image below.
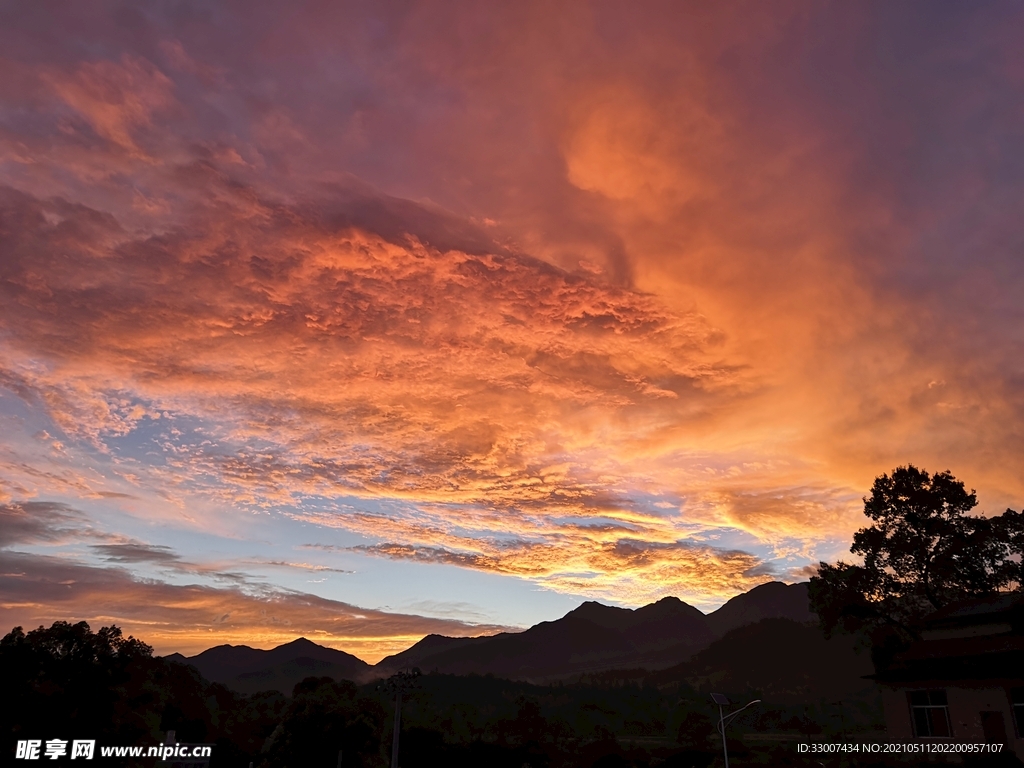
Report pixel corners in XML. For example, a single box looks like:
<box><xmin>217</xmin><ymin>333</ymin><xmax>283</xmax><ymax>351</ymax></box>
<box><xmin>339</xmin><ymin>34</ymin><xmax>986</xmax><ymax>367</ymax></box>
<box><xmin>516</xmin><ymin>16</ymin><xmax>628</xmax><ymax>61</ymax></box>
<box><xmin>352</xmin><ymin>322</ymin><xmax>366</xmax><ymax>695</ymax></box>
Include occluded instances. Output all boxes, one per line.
<box><xmin>167</xmin><ymin>636</ymin><xmax>369</xmax><ymax>688</ymax></box>
<box><xmin>376</xmin><ymin>583</ymin><xmax>815</xmax><ymax>682</ymax></box>
<box><xmin>163</xmin><ymin>581</ymin><xmax>817</xmax><ymax>692</ymax></box>
<box><xmin>705</xmin><ymin>581</ymin><xmax>813</xmax><ymax>636</ymax></box>
<box><xmin>374</xmin><ymin>595</ymin><xmax>719</xmax><ymax>681</ymax></box>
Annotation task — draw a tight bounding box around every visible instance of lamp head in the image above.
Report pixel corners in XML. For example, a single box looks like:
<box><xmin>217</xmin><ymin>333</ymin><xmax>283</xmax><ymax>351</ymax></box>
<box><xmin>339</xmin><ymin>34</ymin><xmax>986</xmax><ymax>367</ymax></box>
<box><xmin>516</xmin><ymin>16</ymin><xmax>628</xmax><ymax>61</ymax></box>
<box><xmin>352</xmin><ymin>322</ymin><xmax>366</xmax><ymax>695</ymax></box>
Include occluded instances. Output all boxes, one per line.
<box><xmin>710</xmin><ymin>693</ymin><xmax>730</xmax><ymax>706</ymax></box>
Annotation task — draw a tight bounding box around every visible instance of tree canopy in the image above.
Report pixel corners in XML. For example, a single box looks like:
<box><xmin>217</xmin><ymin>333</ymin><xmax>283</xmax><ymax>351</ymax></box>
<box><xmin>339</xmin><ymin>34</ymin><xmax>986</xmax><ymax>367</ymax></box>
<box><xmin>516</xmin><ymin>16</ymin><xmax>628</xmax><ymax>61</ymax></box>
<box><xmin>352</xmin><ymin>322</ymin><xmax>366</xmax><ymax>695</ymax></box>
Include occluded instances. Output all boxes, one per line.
<box><xmin>1</xmin><ymin>620</ymin><xmax>290</xmax><ymax>765</ymax></box>
<box><xmin>809</xmin><ymin>465</ymin><xmax>1024</xmax><ymax>643</ymax></box>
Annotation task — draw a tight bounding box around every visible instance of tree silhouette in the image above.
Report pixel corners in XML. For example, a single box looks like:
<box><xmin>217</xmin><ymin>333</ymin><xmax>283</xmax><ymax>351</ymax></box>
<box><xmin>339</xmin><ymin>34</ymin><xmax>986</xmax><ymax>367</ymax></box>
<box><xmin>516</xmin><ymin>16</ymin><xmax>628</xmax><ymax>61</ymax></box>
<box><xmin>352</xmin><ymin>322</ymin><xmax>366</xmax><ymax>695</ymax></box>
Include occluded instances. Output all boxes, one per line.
<box><xmin>261</xmin><ymin>677</ymin><xmax>384</xmax><ymax>768</ymax></box>
<box><xmin>1</xmin><ymin>621</ymin><xmax>155</xmax><ymax>752</ymax></box>
<box><xmin>675</xmin><ymin>709</ymin><xmax>714</xmax><ymax>750</ymax></box>
<box><xmin>810</xmin><ymin>465</ymin><xmax>1024</xmax><ymax>644</ymax></box>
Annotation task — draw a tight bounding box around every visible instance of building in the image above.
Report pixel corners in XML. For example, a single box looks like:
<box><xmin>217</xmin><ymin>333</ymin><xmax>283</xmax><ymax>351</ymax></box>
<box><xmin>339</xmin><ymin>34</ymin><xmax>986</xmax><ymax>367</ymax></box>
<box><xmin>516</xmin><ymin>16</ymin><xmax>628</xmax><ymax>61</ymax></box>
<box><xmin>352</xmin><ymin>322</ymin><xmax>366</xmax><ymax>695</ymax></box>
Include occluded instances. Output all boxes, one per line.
<box><xmin>873</xmin><ymin>592</ymin><xmax>1024</xmax><ymax>760</ymax></box>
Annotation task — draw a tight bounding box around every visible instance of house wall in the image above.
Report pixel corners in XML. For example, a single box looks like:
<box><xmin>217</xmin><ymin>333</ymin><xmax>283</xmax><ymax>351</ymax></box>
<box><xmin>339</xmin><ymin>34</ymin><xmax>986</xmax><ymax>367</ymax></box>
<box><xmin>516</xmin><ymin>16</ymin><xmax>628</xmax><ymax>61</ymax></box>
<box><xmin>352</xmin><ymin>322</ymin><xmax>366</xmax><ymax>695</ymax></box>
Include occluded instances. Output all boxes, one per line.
<box><xmin>947</xmin><ymin>688</ymin><xmax>1023</xmax><ymax>760</ymax></box>
<box><xmin>882</xmin><ymin>686</ymin><xmax>1023</xmax><ymax>760</ymax></box>
<box><xmin>881</xmin><ymin>688</ymin><xmax>913</xmax><ymax>741</ymax></box>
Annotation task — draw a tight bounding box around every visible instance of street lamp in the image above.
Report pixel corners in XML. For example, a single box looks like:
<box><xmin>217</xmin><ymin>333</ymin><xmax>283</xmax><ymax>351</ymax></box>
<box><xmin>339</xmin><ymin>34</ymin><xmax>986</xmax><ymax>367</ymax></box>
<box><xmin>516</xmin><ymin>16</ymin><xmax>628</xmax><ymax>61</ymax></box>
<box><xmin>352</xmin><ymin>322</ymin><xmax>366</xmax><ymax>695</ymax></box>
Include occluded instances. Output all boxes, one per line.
<box><xmin>710</xmin><ymin>693</ymin><xmax>760</xmax><ymax>768</ymax></box>
<box><xmin>378</xmin><ymin>669</ymin><xmax>421</xmax><ymax>768</ymax></box>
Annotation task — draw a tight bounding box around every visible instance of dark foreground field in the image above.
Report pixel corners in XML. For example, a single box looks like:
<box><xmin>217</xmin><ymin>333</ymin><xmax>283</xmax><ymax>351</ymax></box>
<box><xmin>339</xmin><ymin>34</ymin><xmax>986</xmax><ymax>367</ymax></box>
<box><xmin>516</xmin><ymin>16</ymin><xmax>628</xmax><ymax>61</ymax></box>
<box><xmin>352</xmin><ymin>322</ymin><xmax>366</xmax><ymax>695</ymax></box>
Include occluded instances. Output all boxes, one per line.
<box><xmin>12</xmin><ymin>616</ymin><xmax>1007</xmax><ymax>768</ymax></box>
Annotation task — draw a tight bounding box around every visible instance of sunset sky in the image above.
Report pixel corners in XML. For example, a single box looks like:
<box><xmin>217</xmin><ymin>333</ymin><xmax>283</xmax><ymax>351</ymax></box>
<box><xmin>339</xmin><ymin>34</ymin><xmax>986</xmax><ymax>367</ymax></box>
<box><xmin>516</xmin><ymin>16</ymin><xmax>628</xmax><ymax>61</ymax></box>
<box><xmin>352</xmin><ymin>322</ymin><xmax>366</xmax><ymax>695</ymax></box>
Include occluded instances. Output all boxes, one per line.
<box><xmin>2</xmin><ymin>1</ymin><xmax>1023</xmax><ymax>661</ymax></box>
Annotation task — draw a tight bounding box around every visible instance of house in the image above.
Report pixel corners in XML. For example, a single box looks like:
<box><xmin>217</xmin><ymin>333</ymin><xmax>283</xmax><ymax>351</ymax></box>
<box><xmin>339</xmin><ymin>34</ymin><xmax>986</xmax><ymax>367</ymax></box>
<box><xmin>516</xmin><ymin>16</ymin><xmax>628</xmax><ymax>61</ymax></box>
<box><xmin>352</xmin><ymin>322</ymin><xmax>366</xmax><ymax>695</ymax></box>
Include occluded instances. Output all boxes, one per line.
<box><xmin>872</xmin><ymin>592</ymin><xmax>1024</xmax><ymax>760</ymax></box>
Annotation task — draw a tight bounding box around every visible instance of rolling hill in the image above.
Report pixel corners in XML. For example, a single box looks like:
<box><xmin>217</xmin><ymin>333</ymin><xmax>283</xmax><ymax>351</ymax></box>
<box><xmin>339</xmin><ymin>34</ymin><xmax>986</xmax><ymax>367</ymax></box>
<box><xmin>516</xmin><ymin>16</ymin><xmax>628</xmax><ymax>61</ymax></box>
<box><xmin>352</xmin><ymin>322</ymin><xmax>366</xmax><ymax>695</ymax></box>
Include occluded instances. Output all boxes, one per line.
<box><xmin>705</xmin><ymin>581</ymin><xmax>813</xmax><ymax>636</ymax></box>
<box><xmin>166</xmin><ymin>637</ymin><xmax>370</xmax><ymax>689</ymax></box>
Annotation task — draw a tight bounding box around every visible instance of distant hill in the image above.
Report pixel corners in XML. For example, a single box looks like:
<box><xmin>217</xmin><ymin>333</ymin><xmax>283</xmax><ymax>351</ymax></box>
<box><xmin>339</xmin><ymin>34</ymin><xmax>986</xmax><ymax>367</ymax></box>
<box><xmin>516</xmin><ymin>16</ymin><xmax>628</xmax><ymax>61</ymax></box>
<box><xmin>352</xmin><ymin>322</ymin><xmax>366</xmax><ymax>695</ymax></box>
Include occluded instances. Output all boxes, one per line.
<box><xmin>375</xmin><ymin>595</ymin><xmax>716</xmax><ymax>681</ymax></box>
<box><xmin>163</xmin><ymin>581</ymin><xmax>819</xmax><ymax>693</ymax></box>
<box><xmin>373</xmin><ymin>633</ymin><xmax>481</xmax><ymax>671</ymax></box>
<box><xmin>660</xmin><ymin>616</ymin><xmax>877</xmax><ymax>707</ymax></box>
<box><xmin>375</xmin><ymin>584</ymin><xmax>815</xmax><ymax>682</ymax></box>
<box><xmin>166</xmin><ymin>637</ymin><xmax>370</xmax><ymax>691</ymax></box>
<box><xmin>705</xmin><ymin>581</ymin><xmax>814</xmax><ymax>637</ymax></box>
<box><xmin>228</xmin><ymin>657</ymin><xmax>370</xmax><ymax>697</ymax></box>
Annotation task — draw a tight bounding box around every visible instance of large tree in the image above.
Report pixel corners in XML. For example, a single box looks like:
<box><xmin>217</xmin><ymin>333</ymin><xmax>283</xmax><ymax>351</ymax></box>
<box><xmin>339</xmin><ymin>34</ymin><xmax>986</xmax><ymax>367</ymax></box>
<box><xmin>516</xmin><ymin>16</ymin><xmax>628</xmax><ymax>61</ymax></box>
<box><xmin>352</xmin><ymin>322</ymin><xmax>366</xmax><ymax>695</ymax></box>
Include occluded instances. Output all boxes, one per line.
<box><xmin>809</xmin><ymin>465</ymin><xmax>1024</xmax><ymax>643</ymax></box>
<box><xmin>1</xmin><ymin>621</ymin><xmax>156</xmax><ymax>748</ymax></box>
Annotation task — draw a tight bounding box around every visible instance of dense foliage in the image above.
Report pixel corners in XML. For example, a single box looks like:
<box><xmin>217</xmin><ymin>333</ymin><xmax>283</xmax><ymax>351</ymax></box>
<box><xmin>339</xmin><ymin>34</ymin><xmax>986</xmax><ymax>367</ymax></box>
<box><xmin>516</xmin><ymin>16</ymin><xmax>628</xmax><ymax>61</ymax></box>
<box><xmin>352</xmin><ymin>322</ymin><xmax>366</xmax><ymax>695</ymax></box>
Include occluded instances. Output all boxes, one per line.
<box><xmin>1</xmin><ymin>621</ymin><xmax>293</xmax><ymax>767</ymax></box>
<box><xmin>2</xmin><ymin>622</ymin><xmax>156</xmax><ymax>749</ymax></box>
<box><xmin>809</xmin><ymin>465</ymin><xmax>1024</xmax><ymax>646</ymax></box>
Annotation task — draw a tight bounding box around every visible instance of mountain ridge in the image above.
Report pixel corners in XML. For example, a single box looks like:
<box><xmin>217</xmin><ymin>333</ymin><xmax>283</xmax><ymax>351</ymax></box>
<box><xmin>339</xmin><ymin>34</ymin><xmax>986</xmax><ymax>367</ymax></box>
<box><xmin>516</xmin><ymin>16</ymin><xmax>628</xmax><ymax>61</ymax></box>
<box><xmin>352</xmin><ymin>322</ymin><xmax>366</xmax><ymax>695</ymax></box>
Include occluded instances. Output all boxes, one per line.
<box><xmin>164</xmin><ymin>581</ymin><xmax>815</xmax><ymax>692</ymax></box>
<box><xmin>168</xmin><ymin>636</ymin><xmax>370</xmax><ymax>685</ymax></box>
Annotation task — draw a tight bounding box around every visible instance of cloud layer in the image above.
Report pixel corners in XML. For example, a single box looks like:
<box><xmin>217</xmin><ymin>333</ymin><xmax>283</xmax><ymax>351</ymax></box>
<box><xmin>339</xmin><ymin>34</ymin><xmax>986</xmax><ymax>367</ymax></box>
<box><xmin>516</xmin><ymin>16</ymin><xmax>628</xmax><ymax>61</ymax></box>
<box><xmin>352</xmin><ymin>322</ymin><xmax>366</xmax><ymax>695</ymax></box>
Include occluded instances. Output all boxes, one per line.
<box><xmin>0</xmin><ymin>181</ymin><xmax>775</xmax><ymax>605</ymax></box>
<box><xmin>0</xmin><ymin>502</ymin><xmax>506</xmax><ymax>660</ymax></box>
<box><xmin>1</xmin><ymin>1</ymin><xmax>1023</xmax><ymax>649</ymax></box>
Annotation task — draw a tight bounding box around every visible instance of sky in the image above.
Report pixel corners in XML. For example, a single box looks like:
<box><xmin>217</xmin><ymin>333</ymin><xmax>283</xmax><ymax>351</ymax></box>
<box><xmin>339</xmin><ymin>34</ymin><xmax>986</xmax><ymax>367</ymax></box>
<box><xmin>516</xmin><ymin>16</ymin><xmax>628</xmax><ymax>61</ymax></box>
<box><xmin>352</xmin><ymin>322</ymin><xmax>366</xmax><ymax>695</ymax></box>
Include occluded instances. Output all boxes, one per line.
<box><xmin>1</xmin><ymin>1</ymin><xmax>1023</xmax><ymax>662</ymax></box>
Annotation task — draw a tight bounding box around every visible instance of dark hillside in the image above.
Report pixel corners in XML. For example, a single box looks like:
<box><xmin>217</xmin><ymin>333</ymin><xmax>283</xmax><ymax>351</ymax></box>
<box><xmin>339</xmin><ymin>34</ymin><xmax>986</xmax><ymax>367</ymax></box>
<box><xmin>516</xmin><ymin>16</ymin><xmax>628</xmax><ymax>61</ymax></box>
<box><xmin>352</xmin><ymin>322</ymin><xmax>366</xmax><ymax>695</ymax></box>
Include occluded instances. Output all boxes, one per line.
<box><xmin>705</xmin><ymin>581</ymin><xmax>814</xmax><ymax>637</ymax></box>
<box><xmin>376</xmin><ymin>596</ymin><xmax>716</xmax><ymax>682</ymax></box>
<box><xmin>374</xmin><ymin>634</ymin><xmax>482</xmax><ymax>675</ymax></box>
<box><xmin>662</xmin><ymin>617</ymin><xmax>876</xmax><ymax>706</ymax></box>
<box><xmin>5</xmin><ymin>619</ymin><xmax>888</xmax><ymax>767</ymax></box>
<box><xmin>169</xmin><ymin>636</ymin><xmax>370</xmax><ymax>686</ymax></box>
<box><xmin>165</xmin><ymin>583</ymin><xmax>816</xmax><ymax>694</ymax></box>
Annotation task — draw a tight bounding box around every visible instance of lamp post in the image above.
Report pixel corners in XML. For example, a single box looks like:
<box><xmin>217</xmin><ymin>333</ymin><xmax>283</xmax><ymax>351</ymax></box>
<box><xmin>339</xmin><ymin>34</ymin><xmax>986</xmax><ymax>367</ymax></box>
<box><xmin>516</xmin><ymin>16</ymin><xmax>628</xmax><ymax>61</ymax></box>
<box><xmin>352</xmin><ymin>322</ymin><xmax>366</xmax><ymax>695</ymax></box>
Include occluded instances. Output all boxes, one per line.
<box><xmin>378</xmin><ymin>669</ymin><xmax>420</xmax><ymax>768</ymax></box>
<box><xmin>710</xmin><ymin>693</ymin><xmax>760</xmax><ymax>768</ymax></box>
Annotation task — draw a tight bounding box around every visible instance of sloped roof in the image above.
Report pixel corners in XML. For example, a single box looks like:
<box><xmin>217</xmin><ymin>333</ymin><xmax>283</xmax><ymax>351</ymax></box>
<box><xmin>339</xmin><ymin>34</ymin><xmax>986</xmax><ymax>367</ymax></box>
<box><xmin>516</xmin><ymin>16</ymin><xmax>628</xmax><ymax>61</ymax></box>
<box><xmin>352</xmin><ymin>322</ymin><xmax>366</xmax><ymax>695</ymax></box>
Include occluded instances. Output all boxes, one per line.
<box><xmin>923</xmin><ymin>591</ymin><xmax>1023</xmax><ymax>631</ymax></box>
<box><xmin>871</xmin><ymin>593</ymin><xmax>1024</xmax><ymax>685</ymax></box>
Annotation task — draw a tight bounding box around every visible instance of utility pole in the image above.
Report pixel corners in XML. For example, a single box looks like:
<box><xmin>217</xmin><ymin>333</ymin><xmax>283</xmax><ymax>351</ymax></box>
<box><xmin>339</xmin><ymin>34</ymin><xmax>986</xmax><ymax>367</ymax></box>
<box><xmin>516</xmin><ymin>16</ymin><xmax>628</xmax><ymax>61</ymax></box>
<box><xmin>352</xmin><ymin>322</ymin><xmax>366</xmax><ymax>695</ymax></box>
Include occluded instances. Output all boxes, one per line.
<box><xmin>390</xmin><ymin>690</ymin><xmax>402</xmax><ymax>768</ymax></box>
<box><xmin>378</xmin><ymin>669</ymin><xmax>420</xmax><ymax>768</ymax></box>
<box><xmin>710</xmin><ymin>693</ymin><xmax>760</xmax><ymax>768</ymax></box>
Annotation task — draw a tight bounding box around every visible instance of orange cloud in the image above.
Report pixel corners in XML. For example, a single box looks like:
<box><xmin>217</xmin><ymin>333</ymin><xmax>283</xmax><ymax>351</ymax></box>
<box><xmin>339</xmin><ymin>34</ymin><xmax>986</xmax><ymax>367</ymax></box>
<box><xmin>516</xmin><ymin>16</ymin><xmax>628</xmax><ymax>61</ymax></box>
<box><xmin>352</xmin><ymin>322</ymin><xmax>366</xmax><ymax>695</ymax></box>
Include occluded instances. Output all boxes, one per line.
<box><xmin>43</xmin><ymin>55</ymin><xmax>176</xmax><ymax>157</ymax></box>
<box><xmin>564</xmin><ymin>84</ymin><xmax>718</xmax><ymax>209</ymax></box>
<box><xmin>0</xmin><ymin>181</ymin><xmax>792</xmax><ymax>605</ymax></box>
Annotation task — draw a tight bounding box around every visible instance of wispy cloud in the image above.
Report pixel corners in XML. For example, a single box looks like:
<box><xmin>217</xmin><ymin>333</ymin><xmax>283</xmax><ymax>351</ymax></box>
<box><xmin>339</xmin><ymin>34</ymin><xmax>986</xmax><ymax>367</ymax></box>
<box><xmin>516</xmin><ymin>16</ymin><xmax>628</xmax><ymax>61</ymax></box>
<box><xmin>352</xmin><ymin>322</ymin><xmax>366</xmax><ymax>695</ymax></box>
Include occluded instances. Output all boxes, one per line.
<box><xmin>0</xmin><ymin>501</ymin><xmax>94</xmax><ymax>548</ymax></box>
<box><xmin>90</xmin><ymin>542</ymin><xmax>182</xmax><ymax>565</ymax></box>
<box><xmin>0</xmin><ymin>550</ymin><xmax>508</xmax><ymax>661</ymax></box>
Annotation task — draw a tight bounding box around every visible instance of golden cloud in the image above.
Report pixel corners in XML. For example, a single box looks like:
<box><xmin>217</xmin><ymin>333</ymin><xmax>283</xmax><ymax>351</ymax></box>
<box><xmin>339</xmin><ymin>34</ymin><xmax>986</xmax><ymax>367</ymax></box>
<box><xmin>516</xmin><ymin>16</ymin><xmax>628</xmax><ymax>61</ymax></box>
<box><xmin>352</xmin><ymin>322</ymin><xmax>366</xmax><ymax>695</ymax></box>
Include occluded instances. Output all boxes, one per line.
<box><xmin>0</xmin><ymin>181</ymin><xmax>798</xmax><ymax>605</ymax></box>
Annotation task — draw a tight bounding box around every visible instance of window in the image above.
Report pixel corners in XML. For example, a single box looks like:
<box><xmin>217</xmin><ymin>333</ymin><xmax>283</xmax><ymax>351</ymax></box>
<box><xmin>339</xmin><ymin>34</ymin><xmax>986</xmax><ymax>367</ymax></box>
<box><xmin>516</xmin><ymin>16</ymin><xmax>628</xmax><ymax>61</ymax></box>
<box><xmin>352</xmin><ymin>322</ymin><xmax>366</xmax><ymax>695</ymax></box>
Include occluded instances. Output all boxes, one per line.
<box><xmin>1012</xmin><ymin>688</ymin><xmax>1024</xmax><ymax>738</ymax></box>
<box><xmin>909</xmin><ymin>690</ymin><xmax>951</xmax><ymax>738</ymax></box>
